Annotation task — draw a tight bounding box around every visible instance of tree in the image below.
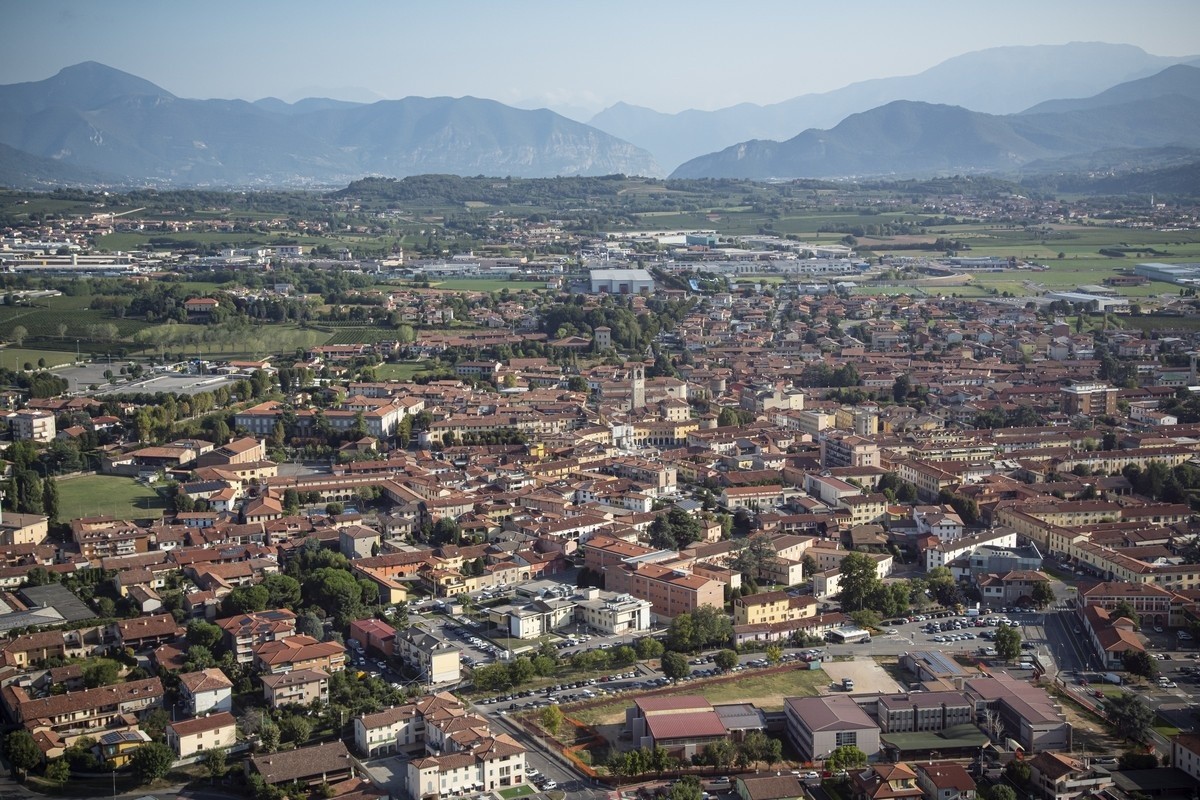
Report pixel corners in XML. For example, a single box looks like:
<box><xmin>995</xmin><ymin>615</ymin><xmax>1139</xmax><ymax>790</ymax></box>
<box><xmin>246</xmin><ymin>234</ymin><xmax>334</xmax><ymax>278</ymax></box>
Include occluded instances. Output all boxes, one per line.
<box><xmin>850</xmin><ymin>609</ymin><xmax>882</xmax><ymax>630</ymax></box>
<box><xmin>131</xmin><ymin>741</ymin><xmax>175</xmax><ymax>784</ymax></box>
<box><xmin>508</xmin><ymin>656</ymin><xmax>535</xmax><ymax>686</ymax></box>
<box><xmin>184</xmin><ymin>645</ymin><xmax>216</xmax><ymax>672</ymax></box>
<box><xmin>837</xmin><ymin>552</ymin><xmax>882</xmax><ymax>611</ymax></box>
<box><xmin>262</xmin><ymin>574</ymin><xmax>302</xmax><ymax>609</ymax></box>
<box><xmin>610</xmin><ymin>645</ymin><xmax>638</xmax><ymax>668</ymax></box>
<box><xmin>258</xmin><ymin>719</ymin><xmax>281</xmax><ymax>753</ymax></box>
<box><xmin>11</xmin><ymin>325</ymin><xmax>27</xmax><ymax>347</ymax></box>
<box><xmin>995</xmin><ymin>625</ymin><xmax>1021</xmax><ymax>661</ymax></box>
<box><xmin>186</xmin><ymin>619</ymin><xmax>223</xmax><ymax>650</ymax></box>
<box><xmin>1118</xmin><ymin>751</ymin><xmax>1157</xmax><ymax>770</ymax></box>
<box><xmin>1122</xmin><ymin>650</ymin><xmax>1158</xmax><ymax>680</ymax></box>
<box><xmin>83</xmin><ymin>659</ymin><xmax>121</xmax><ymax>688</ymax></box>
<box><xmin>279</xmin><ymin>715</ymin><xmax>312</xmax><ymax>744</ymax></box>
<box><xmin>541</xmin><ymin>705</ymin><xmax>564</xmax><ymax>737</ymax></box>
<box><xmin>661</xmin><ymin>651</ymin><xmax>691</xmax><ymax>680</ymax></box>
<box><xmin>671</xmin><ymin>776</ymin><xmax>703</xmax><ymax>800</ymax></box>
<box><xmin>45</xmin><ymin>758</ymin><xmax>70</xmax><ymax>784</ymax></box>
<box><xmin>1103</xmin><ymin>692</ymin><xmax>1154</xmax><ymax>742</ymax></box>
<box><xmin>698</xmin><ymin>739</ymin><xmax>737</xmax><ymax>770</ymax></box>
<box><xmin>4</xmin><ymin>730</ymin><xmax>41</xmax><ymax>777</ymax></box>
<box><xmin>42</xmin><ymin>476</ymin><xmax>59</xmax><ymax>521</ymax></box>
<box><xmin>200</xmin><ymin>747</ymin><xmax>228</xmax><ymax>781</ymax></box>
<box><xmin>714</xmin><ymin>649</ymin><xmax>739</xmax><ymax>671</ymax></box>
<box><xmin>826</xmin><ymin>745</ymin><xmax>868</xmax><ymax>772</ymax></box>
<box><xmin>1113</xmin><ymin>600</ymin><xmax>1140</xmax><ymax>629</ymax></box>
<box><xmin>636</xmin><ymin>637</ymin><xmax>664</xmax><ymax>660</ymax></box>
<box><xmin>222</xmin><ymin>584</ymin><xmax>269</xmax><ymax>615</ymax></box>
<box><xmin>988</xmin><ymin>786</ymin><xmax>1017</xmax><ymax>800</ymax></box>
<box><xmin>140</xmin><ymin>708</ymin><xmax>170</xmax><ymax>742</ymax></box>
<box><xmin>765</xmin><ymin>644</ymin><xmax>783</xmax><ymax>665</ymax></box>
<box><xmin>1030</xmin><ymin>581</ymin><xmax>1056</xmax><ymax>610</ymax></box>
<box><xmin>1004</xmin><ymin>761</ymin><xmax>1030</xmax><ymax>787</ymax></box>
<box><xmin>297</xmin><ymin>609</ymin><xmax>325</xmax><ymax>639</ymax></box>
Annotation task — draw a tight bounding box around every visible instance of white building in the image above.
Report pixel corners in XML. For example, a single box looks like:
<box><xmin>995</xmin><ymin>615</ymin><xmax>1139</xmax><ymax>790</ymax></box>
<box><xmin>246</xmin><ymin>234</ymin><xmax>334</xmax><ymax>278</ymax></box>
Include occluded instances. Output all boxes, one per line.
<box><xmin>589</xmin><ymin>269</ymin><xmax>654</xmax><ymax>295</ymax></box>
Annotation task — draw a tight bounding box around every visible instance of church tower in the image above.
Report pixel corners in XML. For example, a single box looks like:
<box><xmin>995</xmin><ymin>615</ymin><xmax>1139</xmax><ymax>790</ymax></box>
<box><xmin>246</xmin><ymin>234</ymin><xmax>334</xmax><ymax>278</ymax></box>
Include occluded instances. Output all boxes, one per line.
<box><xmin>629</xmin><ymin>362</ymin><xmax>646</xmax><ymax>410</ymax></box>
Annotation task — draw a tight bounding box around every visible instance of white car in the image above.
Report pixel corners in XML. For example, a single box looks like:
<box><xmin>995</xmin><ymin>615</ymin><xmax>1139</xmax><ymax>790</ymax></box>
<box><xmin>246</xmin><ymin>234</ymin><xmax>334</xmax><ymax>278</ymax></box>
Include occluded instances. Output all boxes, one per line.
<box><xmin>1161</xmin><ymin>680</ymin><xmax>1178</xmax><ymax>688</ymax></box>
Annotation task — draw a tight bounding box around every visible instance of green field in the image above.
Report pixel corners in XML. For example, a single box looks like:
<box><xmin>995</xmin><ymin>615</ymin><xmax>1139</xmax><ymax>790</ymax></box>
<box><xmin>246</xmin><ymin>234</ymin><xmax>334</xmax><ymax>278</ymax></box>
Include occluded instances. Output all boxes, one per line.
<box><xmin>431</xmin><ymin>278</ymin><xmax>531</xmax><ymax>293</ymax></box>
<box><xmin>56</xmin><ymin>474</ymin><xmax>167</xmax><ymax>521</ymax></box>
<box><xmin>373</xmin><ymin>362</ymin><xmax>432</xmax><ymax>381</ymax></box>
<box><xmin>323</xmin><ymin>328</ymin><xmax>401</xmax><ymax>345</ymax></box>
<box><xmin>96</xmin><ymin>230</ymin><xmax>331</xmax><ymax>252</ymax></box>
<box><xmin>0</xmin><ymin>348</ymin><xmax>78</xmax><ymax>369</ymax></box>
<box><xmin>127</xmin><ymin>323</ymin><xmax>332</xmax><ymax>358</ymax></box>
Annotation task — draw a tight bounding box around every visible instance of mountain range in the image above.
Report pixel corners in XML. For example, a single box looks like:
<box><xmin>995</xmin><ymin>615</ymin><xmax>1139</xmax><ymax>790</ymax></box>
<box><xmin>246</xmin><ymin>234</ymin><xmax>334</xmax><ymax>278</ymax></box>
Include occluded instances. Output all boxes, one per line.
<box><xmin>0</xmin><ymin>62</ymin><xmax>660</xmax><ymax>187</ymax></box>
<box><xmin>2</xmin><ymin>44</ymin><xmax>1200</xmax><ymax>190</ymax></box>
<box><xmin>670</xmin><ymin>65</ymin><xmax>1200</xmax><ymax>180</ymax></box>
<box><xmin>589</xmin><ymin>42</ymin><xmax>1199</xmax><ymax>171</ymax></box>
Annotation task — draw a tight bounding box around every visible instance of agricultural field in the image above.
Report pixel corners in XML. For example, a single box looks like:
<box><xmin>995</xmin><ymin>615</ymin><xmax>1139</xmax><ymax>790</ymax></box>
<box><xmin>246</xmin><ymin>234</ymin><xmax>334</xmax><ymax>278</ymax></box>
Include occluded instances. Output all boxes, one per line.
<box><xmin>56</xmin><ymin>474</ymin><xmax>166</xmax><ymax>521</ymax></box>
<box><xmin>324</xmin><ymin>328</ymin><xmax>401</xmax><ymax>345</ymax></box>
<box><xmin>0</xmin><ymin>294</ymin><xmax>150</xmax><ymax>351</ymax></box>
<box><xmin>96</xmin><ymin>230</ymin><xmax>331</xmax><ymax>252</ymax></box>
<box><xmin>0</xmin><ymin>348</ymin><xmax>78</xmax><ymax>369</ymax></box>
<box><xmin>126</xmin><ymin>323</ymin><xmax>331</xmax><ymax>358</ymax></box>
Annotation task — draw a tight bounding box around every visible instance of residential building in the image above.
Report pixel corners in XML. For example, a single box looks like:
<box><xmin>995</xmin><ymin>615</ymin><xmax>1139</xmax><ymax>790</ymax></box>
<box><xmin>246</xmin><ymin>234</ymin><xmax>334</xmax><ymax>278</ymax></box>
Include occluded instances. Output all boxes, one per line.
<box><xmin>915</xmin><ymin>764</ymin><xmax>976</xmax><ymax>800</ymax></box>
<box><xmin>11</xmin><ymin>409</ymin><xmax>55</xmax><ymax>443</ymax></box>
<box><xmin>254</xmin><ymin>634</ymin><xmax>346</xmax><ymax>675</ymax></box>
<box><xmin>165</xmin><ymin>711</ymin><xmax>237</xmax><ymax>758</ymax></box>
<box><xmin>604</xmin><ymin>561</ymin><xmax>725</xmax><ymax>620</ymax></box>
<box><xmin>249</xmin><ymin>740</ymin><xmax>356</xmax><ymax>788</ymax></box>
<box><xmin>395</xmin><ymin>625</ymin><xmax>460</xmax><ymax>685</ymax></box>
<box><xmin>218</xmin><ymin>608</ymin><xmax>297</xmax><ymax>664</ymax></box>
<box><xmin>261</xmin><ymin>668</ymin><xmax>330</xmax><ymax>710</ymax></box>
<box><xmin>178</xmin><ymin>667</ymin><xmax>233</xmax><ymax>716</ymax></box>
<box><xmin>1026</xmin><ymin>752</ymin><xmax>1113</xmax><ymax>800</ymax></box>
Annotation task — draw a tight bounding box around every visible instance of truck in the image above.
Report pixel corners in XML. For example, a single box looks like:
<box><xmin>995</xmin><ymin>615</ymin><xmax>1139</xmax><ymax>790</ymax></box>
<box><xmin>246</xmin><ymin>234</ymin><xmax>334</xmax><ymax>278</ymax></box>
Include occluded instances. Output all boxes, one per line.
<box><xmin>1103</xmin><ymin>672</ymin><xmax>1123</xmax><ymax>685</ymax></box>
<box><xmin>842</xmin><ymin>677</ymin><xmax>854</xmax><ymax>691</ymax></box>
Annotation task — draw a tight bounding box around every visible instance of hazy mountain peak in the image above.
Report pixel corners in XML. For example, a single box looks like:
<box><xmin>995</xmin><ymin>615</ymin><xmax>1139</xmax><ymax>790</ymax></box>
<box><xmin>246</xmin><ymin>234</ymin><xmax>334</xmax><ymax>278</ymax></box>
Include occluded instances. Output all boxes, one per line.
<box><xmin>590</xmin><ymin>41</ymin><xmax>1200</xmax><ymax>170</ymax></box>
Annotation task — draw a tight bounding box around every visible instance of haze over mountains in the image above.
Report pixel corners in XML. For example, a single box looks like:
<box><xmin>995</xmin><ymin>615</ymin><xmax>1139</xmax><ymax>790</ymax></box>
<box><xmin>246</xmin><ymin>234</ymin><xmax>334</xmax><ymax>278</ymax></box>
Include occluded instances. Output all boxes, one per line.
<box><xmin>0</xmin><ymin>62</ymin><xmax>660</xmax><ymax>187</ymax></box>
<box><xmin>670</xmin><ymin>64</ymin><xmax>1200</xmax><ymax>180</ymax></box>
<box><xmin>1</xmin><ymin>42</ymin><xmax>1198</xmax><ymax>190</ymax></box>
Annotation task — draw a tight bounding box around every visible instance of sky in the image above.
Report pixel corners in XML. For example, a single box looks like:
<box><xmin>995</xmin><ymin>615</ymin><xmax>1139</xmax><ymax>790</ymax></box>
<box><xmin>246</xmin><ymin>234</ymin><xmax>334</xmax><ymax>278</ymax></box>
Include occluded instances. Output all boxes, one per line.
<box><xmin>3</xmin><ymin>0</ymin><xmax>1199</xmax><ymax>118</ymax></box>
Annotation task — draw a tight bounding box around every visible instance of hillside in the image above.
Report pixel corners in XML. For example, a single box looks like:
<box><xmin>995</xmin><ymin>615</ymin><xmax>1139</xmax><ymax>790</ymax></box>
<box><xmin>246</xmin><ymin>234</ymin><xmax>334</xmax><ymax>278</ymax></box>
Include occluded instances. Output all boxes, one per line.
<box><xmin>0</xmin><ymin>63</ymin><xmax>661</xmax><ymax>188</ymax></box>
<box><xmin>589</xmin><ymin>43</ymin><xmax>1199</xmax><ymax>170</ymax></box>
<box><xmin>670</xmin><ymin>67</ymin><xmax>1200</xmax><ymax>180</ymax></box>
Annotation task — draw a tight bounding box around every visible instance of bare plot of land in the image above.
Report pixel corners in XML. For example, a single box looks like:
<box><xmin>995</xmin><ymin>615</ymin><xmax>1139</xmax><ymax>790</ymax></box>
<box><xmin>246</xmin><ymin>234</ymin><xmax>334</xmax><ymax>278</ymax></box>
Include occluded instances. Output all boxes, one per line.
<box><xmin>821</xmin><ymin>658</ymin><xmax>904</xmax><ymax>694</ymax></box>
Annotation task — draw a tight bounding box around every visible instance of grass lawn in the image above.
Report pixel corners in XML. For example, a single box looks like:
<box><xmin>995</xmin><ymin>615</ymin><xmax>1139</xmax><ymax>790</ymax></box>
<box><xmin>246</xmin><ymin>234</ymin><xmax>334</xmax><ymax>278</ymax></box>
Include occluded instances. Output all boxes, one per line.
<box><xmin>0</xmin><ymin>348</ymin><xmax>78</xmax><ymax>369</ymax></box>
<box><xmin>500</xmin><ymin>785</ymin><xmax>535</xmax><ymax>799</ymax></box>
<box><xmin>373</xmin><ymin>362</ymin><xmax>431</xmax><ymax>381</ymax></box>
<box><xmin>570</xmin><ymin>668</ymin><xmax>828</xmax><ymax>726</ymax></box>
<box><xmin>1154</xmin><ymin>715</ymin><xmax>1181</xmax><ymax>738</ymax></box>
<box><xmin>57</xmin><ymin>474</ymin><xmax>167</xmax><ymax>521</ymax></box>
<box><xmin>431</xmin><ymin>278</ymin><xmax>527</xmax><ymax>293</ymax></box>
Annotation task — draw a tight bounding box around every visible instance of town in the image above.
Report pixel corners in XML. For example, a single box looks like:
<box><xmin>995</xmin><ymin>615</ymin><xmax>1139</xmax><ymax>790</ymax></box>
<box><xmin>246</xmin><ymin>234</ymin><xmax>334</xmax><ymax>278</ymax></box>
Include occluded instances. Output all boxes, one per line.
<box><xmin>0</xmin><ymin>178</ymin><xmax>1199</xmax><ymax>800</ymax></box>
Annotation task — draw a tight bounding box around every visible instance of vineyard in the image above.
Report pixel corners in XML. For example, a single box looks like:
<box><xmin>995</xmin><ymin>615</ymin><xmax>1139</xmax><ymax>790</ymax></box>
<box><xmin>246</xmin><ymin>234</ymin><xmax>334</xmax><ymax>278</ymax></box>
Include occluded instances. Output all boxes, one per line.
<box><xmin>0</xmin><ymin>298</ymin><xmax>151</xmax><ymax>350</ymax></box>
<box><xmin>324</xmin><ymin>328</ymin><xmax>402</xmax><ymax>345</ymax></box>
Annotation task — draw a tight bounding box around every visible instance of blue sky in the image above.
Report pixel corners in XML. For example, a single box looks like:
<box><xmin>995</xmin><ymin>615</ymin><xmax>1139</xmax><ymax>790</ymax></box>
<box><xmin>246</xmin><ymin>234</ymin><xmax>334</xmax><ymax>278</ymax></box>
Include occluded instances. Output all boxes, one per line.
<box><xmin>3</xmin><ymin>0</ymin><xmax>1198</xmax><ymax>116</ymax></box>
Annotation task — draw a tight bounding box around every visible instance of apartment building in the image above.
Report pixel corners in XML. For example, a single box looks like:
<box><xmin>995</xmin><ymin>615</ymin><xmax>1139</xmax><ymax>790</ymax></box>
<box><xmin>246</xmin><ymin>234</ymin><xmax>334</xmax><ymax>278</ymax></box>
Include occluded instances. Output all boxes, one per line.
<box><xmin>178</xmin><ymin>667</ymin><xmax>233</xmax><ymax>716</ymax></box>
<box><xmin>261</xmin><ymin>668</ymin><xmax>330</xmax><ymax>710</ymax></box>
<box><xmin>253</xmin><ymin>634</ymin><xmax>346</xmax><ymax>675</ymax></box>
<box><xmin>11</xmin><ymin>409</ymin><xmax>55</xmax><ymax>443</ymax></box>
<box><xmin>3</xmin><ymin>678</ymin><xmax>164</xmax><ymax>755</ymax></box>
<box><xmin>733</xmin><ymin>590</ymin><xmax>818</xmax><ymax>627</ymax></box>
<box><xmin>604</xmin><ymin>561</ymin><xmax>724</xmax><ymax>620</ymax></box>
<box><xmin>218</xmin><ymin>608</ymin><xmax>297</xmax><ymax>664</ymax></box>
<box><xmin>395</xmin><ymin>625</ymin><xmax>460</xmax><ymax>686</ymax></box>
<box><xmin>165</xmin><ymin>711</ymin><xmax>237</xmax><ymax>758</ymax></box>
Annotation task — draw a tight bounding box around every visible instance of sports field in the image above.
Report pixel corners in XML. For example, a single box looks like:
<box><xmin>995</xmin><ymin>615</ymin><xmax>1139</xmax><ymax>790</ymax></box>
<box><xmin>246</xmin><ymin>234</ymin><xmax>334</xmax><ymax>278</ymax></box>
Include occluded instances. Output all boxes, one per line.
<box><xmin>57</xmin><ymin>474</ymin><xmax>167</xmax><ymax>521</ymax></box>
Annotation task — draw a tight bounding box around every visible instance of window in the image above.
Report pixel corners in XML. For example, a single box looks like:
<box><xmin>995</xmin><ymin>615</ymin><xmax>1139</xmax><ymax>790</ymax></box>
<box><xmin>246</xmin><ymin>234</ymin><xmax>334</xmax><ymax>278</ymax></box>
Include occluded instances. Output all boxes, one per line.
<box><xmin>835</xmin><ymin>731</ymin><xmax>857</xmax><ymax>747</ymax></box>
